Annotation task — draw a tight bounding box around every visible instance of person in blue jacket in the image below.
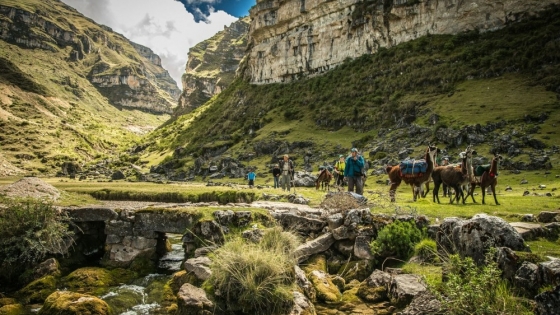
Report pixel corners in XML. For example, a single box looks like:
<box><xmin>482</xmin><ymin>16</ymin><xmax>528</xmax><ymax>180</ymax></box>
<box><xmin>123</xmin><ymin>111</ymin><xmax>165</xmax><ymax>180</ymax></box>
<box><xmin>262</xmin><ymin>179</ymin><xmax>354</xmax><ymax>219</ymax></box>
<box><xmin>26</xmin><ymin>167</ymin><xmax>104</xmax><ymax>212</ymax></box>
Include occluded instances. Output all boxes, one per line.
<box><xmin>247</xmin><ymin>169</ymin><xmax>256</xmax><ymax>188</ymax></box>
<box><xmin>344</xmin><ymin>148</ymin><xmax>365</xmax><ymax>195</ymax></box>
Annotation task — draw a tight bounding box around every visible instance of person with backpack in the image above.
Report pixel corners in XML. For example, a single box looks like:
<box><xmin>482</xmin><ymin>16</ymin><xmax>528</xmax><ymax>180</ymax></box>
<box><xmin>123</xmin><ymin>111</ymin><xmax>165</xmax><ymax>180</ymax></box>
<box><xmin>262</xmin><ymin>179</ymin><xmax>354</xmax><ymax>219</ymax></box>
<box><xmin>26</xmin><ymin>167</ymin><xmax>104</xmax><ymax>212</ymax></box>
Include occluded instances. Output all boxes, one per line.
<box><xmin>334</xmin><ymin>155</ymin><xmax>346</xmax><ymax>186</ymax></box>
<box><xmin>272</xmin><ymin>164</ymin><xmax>281</xmax><ymax>188</ymax></box>
<box><xmin>344</xmin><ymin>148</ymin><xmax>365</xmax><ymax>195</ymax></box>
<box><xmin>247</xmin><ymin>169</ymin><xmax>256</xmax><ymax>188</ymax></box>
<box><xmin>279</xmin><ymin>154</ymin><xmax>294</xmax><ymax>192</ymax></box>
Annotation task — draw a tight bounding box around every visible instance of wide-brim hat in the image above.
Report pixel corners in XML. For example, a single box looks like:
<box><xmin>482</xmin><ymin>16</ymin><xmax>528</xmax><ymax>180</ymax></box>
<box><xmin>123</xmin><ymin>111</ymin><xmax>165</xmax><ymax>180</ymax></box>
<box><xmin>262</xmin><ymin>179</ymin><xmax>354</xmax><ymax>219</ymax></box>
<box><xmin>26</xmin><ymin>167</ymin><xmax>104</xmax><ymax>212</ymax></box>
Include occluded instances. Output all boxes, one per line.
<box><xmin>351</xmin><ymin>148</ymin><xmax>358</xmax><ymax>152</ymax></box>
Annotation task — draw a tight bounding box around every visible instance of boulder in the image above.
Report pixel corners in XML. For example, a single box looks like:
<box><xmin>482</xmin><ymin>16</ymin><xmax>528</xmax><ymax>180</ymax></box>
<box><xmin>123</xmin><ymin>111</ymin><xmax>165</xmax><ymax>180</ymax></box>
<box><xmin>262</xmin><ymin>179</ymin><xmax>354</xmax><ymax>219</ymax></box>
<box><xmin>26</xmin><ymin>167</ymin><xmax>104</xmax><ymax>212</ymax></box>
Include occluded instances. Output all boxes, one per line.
<box><xmin>332</xmin><ymin>225</ymin><xmax>356</xmax><ymax>240</ymax></box>
<box><xmin>539</xmin><ymin>260</ymin><xmax>560</xmax><ymax>286</ymax></box>
<box><xmin>496</xmin><ymin>247</ymin><xmax>520</xmax><ymax>281</ymax></box>
<box><xmin>177</xmin><ymin>283</ymin><xmax>215</xmax><ymax>315</ymax></box>
<box><xmin>293</xmin><ymin>172</ymin><xmax>317</xmax><ymax>187</ymax></box>
<box><xmin>194</xmin><ymin>246</ymin><xmax>217</xmax><ymax>258</ymax></box>
<box><xmin>241</xmin><ymin>228</ymin><xmax>264</xmax><ymax>243</ymax></box>
<box><xmin>354</xmin><ymin>236</ymin><xmax>374</xmax><ymax>260</ymax></box>
<box><xmin>538</xmin><ymin>211</ymin><xmax>560</xmax><ymax>223</ymax></box>
<box><xmin>33</xmin><ymin>258</ymin><xmax>61</xmax><ymax>280</ymax></box>
<box><xmin>510</xmin><ymin>222</ymin><xmax>547</xmax><ymax>241</ymax></box>
<box><xmin>398</xmin><ymin>290</ymin><xmax>444</xmax><ymax>315</ymax></box>
<box><xmin>111</xmin><ymin>170</ymin><xmax>125</xmax><ymax>180</ymax></box>
<box><xmin>308</xmin><ymin>270</ymin><xmax>341</xmax><ymax>303</ymax></box>
<box><xmin>356</xmin><ymin>270</ymin><xmax>391</xmax><ymax>303</ymax></box>
<box><xmin>327</xmin><ymin>213</ymin><xmax>344</xmax><ymax>230</ymax></box>
<box><xmin>233</xmin><ymin>211</ymin><xmax>252</xmax><ymax>227</ymax></box>
<box><xmin>535</xmin><ymin>285</ymin><xmax>560</xmax><ymax>315</ymax></box>
<box><xmin>437</xmin><ymin>214</ymin><xmax>527</xmax><ymax>264</ymax></box>
<box><xmin>295</xmin><ymin>233</ymin><xmax>336</xmax><ymax>263</ymax></box>
<box><xmin>38</xmin><ymin>291</ymin><xmax>111</xmax><ymax>315</ymax></box>
<box><xmin>17</xmin><ymin>276</ymin><xmax>57</xmax><ymax>304</ymax></box>
<box><xmin>184</xmin><ymin>257</ymin><xmax>212</xmax><ymax>281</ymax></box>
<box><xmin>277</xmin><ymin>213</ymin><xmax>326</xmax><ymax>234</ymax></box>
<box><xmin>290</xmin><ymin>291</ymin><xmax>316</xmax><ymax>315</ymax></box>
<box><xmin>65</xmin><ymin>207</ymin><xmax>118</xmax><ymax>222</ymax></box>
<box><xmin>514</xmin><ymin>261</ymin><xmax>541</xmax><ymax>294</ymax></box>
<box><xmin>213</xmin><ymin>210</ymin><xmax>235</xmax><ymax>225</ymax></box>
<box><xmin>295</xmin><ymin>265</ymin><xmax>316</xmax><ymax>302</ymax></box>
<box><xmin>388</xmin><ymin>274</ymin><xmax>427</xmax><ymax>307</ymax></box>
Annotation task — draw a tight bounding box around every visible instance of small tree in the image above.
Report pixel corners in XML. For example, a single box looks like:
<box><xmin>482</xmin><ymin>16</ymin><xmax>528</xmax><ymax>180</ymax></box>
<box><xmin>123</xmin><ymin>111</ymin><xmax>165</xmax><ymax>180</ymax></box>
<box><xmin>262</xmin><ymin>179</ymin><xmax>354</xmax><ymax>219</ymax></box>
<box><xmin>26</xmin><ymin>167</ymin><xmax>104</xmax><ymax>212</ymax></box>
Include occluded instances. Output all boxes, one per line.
<box><xmin>370</xmin><ymin>220</ymin><xmax>425</xmax><ymax>260</ymax></box>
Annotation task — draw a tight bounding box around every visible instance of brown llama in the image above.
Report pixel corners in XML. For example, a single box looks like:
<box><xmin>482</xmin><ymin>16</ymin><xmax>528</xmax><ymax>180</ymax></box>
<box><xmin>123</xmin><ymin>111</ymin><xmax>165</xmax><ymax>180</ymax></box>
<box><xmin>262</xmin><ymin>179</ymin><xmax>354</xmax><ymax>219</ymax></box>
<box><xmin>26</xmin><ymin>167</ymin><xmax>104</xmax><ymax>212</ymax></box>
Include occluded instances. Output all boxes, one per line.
<box><xmin>432</xmin><ymin>146</ymin><xmax>475</xmax><ymax>204</ymax></box>
<box><xmin>386</xmin><ymin>145</ymin><xmax>438</xmax><ymax>202</ymax></box>
<box><xmin>315</xmin><ymin>169</ymin><xmax>333</xmax><ymax>191</ymax></box>
<box><xmin>466</xmin><ymin>153</ymin><xmax>503</xmax><ymax>205</ymax></box>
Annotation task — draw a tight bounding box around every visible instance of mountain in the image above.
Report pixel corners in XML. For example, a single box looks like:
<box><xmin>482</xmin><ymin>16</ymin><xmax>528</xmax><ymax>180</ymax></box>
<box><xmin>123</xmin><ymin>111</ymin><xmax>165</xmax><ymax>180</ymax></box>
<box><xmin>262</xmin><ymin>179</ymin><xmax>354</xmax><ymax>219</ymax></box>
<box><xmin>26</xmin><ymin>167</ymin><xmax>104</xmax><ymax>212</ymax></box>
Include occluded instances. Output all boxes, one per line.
<box><xmin>176</xmin><ymin>17</ymin><xmax>250</xmax><ymax>115</ymax></box>
<box><xmin>139</xmin><ymin>4</ymin><xmax>560</xmax><ymax>178</ymax></box>
<box><xmin>243</xmin><ymin>0</ymin><xmax>560</xmax><ymax>84</ymax></box>
<box><xmin>0</xmin><ymin>0</ymin><xmax>180</xmax><ymax>174</ymax></box>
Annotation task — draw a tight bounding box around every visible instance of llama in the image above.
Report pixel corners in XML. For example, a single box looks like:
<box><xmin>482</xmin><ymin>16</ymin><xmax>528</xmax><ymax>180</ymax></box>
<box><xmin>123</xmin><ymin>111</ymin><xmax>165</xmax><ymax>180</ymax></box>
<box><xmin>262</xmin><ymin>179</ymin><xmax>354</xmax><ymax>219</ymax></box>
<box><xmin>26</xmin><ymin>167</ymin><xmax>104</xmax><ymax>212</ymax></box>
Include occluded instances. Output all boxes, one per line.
<box><xmin>386</xmin><ymin>145</ymin><xmax>438</xmax><ymax>202</ymax></box>
<box><xmin>315</xmin><ymin>169</ymin><xmax>333</xmax><ymax>191</ymax></box>
<box><xmin>432</xmin><ymin>146</ymin><xmax>475</xmax><ymax>204</ymax></box>
<box><xmin>467</xmin><ymin>153</ymin><xmax>503</xmax><ymax>205</ymax></box>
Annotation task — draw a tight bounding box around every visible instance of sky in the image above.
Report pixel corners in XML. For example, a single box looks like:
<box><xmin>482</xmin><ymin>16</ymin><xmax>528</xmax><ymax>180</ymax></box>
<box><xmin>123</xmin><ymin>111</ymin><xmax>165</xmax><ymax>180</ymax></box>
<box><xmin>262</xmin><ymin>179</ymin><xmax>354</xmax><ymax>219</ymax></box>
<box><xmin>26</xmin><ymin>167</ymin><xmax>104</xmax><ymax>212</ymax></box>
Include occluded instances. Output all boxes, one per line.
<box><xmin>61</xmin><ymin>0</ymin><xmax>255</xmax><ymax>89</ymax></box>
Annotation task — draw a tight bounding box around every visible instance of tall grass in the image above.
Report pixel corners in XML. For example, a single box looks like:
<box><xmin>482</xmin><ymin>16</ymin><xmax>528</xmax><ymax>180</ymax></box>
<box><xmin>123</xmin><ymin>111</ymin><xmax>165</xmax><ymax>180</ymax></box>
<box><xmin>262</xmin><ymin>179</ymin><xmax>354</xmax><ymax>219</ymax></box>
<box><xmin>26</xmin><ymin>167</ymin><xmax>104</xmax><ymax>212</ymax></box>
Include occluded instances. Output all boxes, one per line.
<box><xmin>208</xmin><ymin>227</ymin><xmax>300</xmax><ymax>315</ymax></box>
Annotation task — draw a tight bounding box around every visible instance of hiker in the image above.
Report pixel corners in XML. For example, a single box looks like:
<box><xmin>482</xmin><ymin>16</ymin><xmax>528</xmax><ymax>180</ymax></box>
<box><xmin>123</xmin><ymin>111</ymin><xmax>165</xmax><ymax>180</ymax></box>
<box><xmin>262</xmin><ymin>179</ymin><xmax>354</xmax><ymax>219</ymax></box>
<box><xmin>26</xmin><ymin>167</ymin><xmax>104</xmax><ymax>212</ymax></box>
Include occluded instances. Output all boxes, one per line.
<box><xmin>279</xmin><ymin>154</ymin><xmax>294</xmax><ymax>192</ymax></box>
<box><xmin>334</xmin><ymin>155</ymin><xmax>346</xmax><ymax>186</ymax></box>
<box><xmin>441</xmin><ymin>157</ymin><xmax>450</xmax><ymax>197</ymax></box>
<box><xmin>247</xmin><ymin>169</ymin><xmax>256</xmax><ymax>188</ymax></box>
<box><xmin>344</xmin><ymin>148</ymin><xmax>365</xmax><ymax>195</ymax></box>
<box><xmin>272</xmin><ymin>164</ymin><xmax>281</xmax><ymax>188</ymax></box>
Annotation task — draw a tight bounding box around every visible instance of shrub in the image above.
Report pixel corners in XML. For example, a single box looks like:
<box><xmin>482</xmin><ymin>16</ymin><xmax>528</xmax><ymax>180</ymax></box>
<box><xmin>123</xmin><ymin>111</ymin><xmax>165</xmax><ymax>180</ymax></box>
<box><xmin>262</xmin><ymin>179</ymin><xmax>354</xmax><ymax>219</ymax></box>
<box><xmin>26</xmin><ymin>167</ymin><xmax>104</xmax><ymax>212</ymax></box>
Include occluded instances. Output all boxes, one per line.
<box><xmin>413</xmin><ymin>239</ymin><xmax>438</xmax><ymax>263</ymax></box>
<box><xmin>0</xmin><ymin>199</ymin><xmax>74</xmax><ymax>285</ymax></box>
<box><xmin>208</xmin><ymin>227</ymin><xmax>300</xmax><ymax>315</ymax></box>
<box><xmin>436</xmin><ymin>253</ymin><xmax>533</xmax><ymax>315</ymax></box>
<box><xmin>370</xmin><ymin>220</ymin><xmax>425</xmax><ymax>260</ymax></box>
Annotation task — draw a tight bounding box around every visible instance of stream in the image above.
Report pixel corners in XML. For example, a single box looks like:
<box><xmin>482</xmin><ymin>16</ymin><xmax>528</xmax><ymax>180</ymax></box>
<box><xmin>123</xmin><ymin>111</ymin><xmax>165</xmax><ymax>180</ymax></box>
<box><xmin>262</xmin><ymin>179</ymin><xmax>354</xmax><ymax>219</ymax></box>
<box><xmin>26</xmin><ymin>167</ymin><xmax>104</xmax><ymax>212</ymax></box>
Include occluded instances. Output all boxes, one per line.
<box><xmin>99</xmin><ymin>234</ymin><xmax>184</xmax><ymax>315</ymax></box>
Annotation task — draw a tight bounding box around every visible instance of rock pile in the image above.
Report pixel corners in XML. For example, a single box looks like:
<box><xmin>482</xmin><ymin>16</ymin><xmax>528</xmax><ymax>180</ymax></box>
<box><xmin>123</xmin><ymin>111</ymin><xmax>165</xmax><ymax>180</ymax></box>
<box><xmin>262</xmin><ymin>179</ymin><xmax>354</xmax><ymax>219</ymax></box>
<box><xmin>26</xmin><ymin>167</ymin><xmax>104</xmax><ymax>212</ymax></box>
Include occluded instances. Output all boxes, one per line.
<box><xmin>0</xmin><ymin>177</ymin><xmax>60</xmax><ymax>200</ymax></box>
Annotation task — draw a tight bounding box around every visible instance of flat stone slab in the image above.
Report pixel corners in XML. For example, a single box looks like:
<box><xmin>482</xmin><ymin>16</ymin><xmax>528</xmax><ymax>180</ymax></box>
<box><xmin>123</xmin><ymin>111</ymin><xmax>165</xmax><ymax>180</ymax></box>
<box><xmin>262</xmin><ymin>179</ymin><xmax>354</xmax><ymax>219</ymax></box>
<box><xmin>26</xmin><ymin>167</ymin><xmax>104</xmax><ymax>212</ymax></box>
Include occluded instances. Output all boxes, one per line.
<box><xmin>510</xmin><ymin>222</ymin><xmax>546</xmax><ymax>241</ymax></box>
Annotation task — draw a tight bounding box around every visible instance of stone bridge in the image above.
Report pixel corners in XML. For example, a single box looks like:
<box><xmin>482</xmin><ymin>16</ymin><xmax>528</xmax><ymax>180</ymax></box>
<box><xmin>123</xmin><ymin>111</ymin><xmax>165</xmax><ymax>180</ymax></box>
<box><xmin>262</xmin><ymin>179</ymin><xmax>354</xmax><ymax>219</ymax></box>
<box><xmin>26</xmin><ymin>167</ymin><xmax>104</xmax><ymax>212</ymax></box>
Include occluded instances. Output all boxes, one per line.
<box><xmin>64</xmin><ymin>203</ymin><xmax>261</xmax><ymax>267</ymax></box>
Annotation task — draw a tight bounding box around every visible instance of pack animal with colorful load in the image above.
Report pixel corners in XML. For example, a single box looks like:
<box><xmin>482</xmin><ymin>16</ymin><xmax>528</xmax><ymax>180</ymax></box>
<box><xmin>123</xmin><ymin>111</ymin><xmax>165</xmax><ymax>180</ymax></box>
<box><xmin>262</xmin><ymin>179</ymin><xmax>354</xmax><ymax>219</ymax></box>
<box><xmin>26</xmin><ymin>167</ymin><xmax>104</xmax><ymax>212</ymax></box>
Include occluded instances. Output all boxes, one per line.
<box><xmin>399</xmin><ymin>159</ymin><xmax>428</xmax><ymax>178</ymax></box>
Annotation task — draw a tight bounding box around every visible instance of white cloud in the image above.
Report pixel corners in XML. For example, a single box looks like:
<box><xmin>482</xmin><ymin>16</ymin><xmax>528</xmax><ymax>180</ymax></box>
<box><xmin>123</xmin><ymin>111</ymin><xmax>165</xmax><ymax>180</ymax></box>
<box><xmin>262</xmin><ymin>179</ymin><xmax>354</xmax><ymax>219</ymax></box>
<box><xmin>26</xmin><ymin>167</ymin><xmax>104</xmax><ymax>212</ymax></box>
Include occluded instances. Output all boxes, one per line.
<box><xmin>61</xmin><ymin>0</ymin><xmax>238</xmax><ymax>89</ymax></box>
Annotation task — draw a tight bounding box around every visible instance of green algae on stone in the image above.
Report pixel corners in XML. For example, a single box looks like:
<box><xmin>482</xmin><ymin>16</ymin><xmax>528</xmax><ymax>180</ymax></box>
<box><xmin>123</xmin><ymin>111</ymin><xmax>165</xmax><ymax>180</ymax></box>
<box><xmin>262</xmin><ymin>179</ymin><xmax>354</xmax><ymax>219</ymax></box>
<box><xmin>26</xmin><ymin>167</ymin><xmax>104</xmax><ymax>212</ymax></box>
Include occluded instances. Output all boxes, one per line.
<box><xmin>38</xmin><ymin>291</ymin><xmax>113</xmax><ymax>315</ymax></box>
<box><xmin>16</xmin><ymin>275</ymin><xmax>57</xmax><ymax>304</ymax></box>
<box><xmin>129</xmin><ymin>256</ymin><xmax>157</xmax><ymax>276</ymax></box>
<box><xmin>168</xmin><ymin>271</ymin><xmax>198</xmax><ymax>294</ymax></box>
<box><xmin>308</xmin><ymin>270</ymin><xmax>341</xmax><ymax>303</ymax></box>
<box><xmin>0</xmin><ymin>303</ymin><xmax>25</xmax><ymax>315</ymax></box>
<box><xmin>302</xmin><ymin>255</ymin><xmax>327</xmax><ymax>275</ymax></box>
<box><xmin>62</xmin><ymin>267</ymin><xmax>136</xmax><ymax>295</ymax></box>
<box><xmin>356</xmin><ymin>283</ymin><xmax>388</xmax><ymax>303</ymax></box>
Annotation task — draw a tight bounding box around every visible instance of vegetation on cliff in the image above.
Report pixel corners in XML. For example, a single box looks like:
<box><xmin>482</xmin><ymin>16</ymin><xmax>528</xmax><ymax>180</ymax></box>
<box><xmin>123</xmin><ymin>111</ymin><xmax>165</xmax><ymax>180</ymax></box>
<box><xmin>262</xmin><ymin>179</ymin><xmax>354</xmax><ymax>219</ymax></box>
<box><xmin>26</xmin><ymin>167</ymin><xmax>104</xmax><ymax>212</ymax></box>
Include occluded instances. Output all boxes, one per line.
<box><xmin>142</xmin><ymin>5</ymin><xmax>560</xmax><ymax>172</ymax></box>
<box><xmin>0</xmin><ymin>0</ymin><xmax>178</xmax><ymax>173</ymax></box>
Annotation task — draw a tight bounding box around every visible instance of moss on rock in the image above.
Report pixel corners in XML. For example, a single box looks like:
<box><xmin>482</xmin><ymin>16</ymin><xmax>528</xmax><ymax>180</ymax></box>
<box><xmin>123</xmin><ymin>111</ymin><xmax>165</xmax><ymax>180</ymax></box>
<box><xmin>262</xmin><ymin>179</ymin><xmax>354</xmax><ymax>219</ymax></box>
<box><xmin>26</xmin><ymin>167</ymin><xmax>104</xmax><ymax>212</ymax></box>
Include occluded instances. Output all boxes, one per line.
<box><xmin>168</xmin><ymin>271</ymin><xmax>198</xmax><ymax>294</ymax></box>
<box><xmin>302</xmin><ymin>255</ymin><xmax>327</xmax><ymax>275</ymax></box>
<box><xmin>38</xmin><ymin>291</ymin><xmax>113</xmax><ymax>315</ymax></box>
<box><xmin>337</xmin><ymin>260</ymin><xmax>373</xmax><ymax>283</ymax></box>
<box><xmin>129</xmin><ymin>256</ymin><xmax>157</xmax><ymax>276</ymax></box>
<box><xmin>16</xmin><ymin>275</ymin><xmax>57</xmax><ymax>304</ymax></box>
<box><xmin>0</xmin><ymin>303</ymin><xmax>25</xmax><ymax>315</ymax></box>
<box><xmin>356</xmin><ymin>283</ymin><xmax>388</xmax><ymax>303</ymax></box>
<box><xmin>308</xmin><ymin>270</ymin><xmax>341</xmax><ymax>303</ymax></box>
<box><xmin>0</xmin><ymin>299</ymin><xmax>17</xmax><ymax>308</ymax></box>
<box><xmin>62</xmin><ymin>267</ymin><xmax>136</xmax><ymax>295</ymax></box>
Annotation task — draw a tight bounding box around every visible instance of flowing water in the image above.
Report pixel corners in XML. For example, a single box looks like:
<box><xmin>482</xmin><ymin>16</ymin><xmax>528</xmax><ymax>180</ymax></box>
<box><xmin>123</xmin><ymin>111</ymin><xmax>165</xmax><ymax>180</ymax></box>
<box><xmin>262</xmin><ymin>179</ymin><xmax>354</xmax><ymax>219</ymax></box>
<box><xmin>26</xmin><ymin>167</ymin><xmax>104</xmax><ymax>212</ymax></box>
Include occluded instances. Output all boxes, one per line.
<box><xmin>99</xmin><ymin>234</ymin><xmax>185</xmax><ymax>315</ymax></box>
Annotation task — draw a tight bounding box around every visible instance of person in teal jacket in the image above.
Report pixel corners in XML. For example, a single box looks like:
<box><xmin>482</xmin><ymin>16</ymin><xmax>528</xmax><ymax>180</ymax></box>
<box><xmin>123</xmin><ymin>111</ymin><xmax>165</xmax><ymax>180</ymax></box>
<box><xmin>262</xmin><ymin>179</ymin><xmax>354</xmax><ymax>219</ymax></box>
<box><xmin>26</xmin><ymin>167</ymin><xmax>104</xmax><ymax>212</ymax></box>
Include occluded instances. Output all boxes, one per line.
<box><xmin>247</xmin><ymin>169</ymin><xmax>256</xmax><ymax>188</ymax></box>
<box><xmin>344</xmin><ymin>148</ymin><xmax>365</xmax><ymax>195</ymax></box>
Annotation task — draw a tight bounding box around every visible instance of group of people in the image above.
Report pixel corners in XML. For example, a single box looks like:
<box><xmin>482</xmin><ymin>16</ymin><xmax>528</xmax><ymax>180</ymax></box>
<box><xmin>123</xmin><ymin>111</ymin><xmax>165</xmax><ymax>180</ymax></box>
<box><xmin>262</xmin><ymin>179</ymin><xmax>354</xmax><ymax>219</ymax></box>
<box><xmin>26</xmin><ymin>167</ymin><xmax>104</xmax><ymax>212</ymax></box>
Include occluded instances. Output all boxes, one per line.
<box><xmin>248</xmin><ymin>148</ymin><xmax>367</xmax><ymax>196</ymax></box>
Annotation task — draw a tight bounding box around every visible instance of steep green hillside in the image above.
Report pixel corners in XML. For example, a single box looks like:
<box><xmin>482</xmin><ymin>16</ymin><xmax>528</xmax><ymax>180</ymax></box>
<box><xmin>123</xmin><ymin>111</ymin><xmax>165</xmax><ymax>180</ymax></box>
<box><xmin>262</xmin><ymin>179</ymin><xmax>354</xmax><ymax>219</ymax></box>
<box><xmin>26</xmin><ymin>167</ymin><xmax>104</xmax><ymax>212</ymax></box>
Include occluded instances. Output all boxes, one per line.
<box><xmin>0</xmin><ymin>0</ymin><xmax>178</xmax><ymax>174</ymax></box>
<box><xmin>142</xmin><ymin>5</ymin><xmax>560</xmax><ymax>173</ymax></box>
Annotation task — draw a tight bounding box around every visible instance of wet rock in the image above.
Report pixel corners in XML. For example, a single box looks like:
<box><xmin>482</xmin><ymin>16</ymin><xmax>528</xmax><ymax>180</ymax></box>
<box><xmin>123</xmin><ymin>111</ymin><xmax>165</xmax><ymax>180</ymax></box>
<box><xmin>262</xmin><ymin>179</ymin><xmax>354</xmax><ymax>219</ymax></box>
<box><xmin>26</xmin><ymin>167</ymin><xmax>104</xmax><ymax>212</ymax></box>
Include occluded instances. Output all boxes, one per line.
<box><xmin>33</xmin><ymin>258</ymin><xmax>61</xmax><ymax>280</ymax></box>
<box><xmin>39</xmin><ymin>291</ymin><xmax>111</xmax><ymax>315</ymax></box>
<box><xmin>177</xmin><ymin>283</ymin><xmax>215</xmax><ymax>315</ymax></box>
<box><xmin>184</xmin><ymin>257</ymin><xmax>212</xmax><ymax>281</ymax></box>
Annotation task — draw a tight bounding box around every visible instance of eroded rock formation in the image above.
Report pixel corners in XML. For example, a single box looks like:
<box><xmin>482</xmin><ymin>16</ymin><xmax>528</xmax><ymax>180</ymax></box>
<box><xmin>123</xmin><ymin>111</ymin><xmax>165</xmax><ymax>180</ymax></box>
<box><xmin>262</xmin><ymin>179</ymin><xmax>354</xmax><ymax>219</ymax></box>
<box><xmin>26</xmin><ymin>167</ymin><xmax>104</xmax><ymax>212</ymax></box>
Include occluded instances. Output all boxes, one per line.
<box><xmin>244</xmin><ymin>0</ymin><xmax>560</xmax><ymax>84</ymax></box>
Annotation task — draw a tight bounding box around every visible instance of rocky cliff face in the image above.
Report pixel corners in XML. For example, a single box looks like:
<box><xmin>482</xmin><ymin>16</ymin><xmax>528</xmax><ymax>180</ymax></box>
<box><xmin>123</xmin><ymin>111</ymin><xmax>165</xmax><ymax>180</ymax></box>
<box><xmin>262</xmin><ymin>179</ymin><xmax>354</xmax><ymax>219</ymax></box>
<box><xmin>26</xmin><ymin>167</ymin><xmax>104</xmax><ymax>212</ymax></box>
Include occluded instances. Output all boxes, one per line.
<box><xmin>176</xmin><ymin>17</ymin><xmax>249</xmax><ymax>114</ymax></box>
<box><xmin>0</xmin><ymin>1</ymin><xmax>178</xmax><ymax>114</ymax></box>
<box><xmin>244</xmin><ymin>0</ymin><xmax>560</xmax><ymax>84</ymax></box>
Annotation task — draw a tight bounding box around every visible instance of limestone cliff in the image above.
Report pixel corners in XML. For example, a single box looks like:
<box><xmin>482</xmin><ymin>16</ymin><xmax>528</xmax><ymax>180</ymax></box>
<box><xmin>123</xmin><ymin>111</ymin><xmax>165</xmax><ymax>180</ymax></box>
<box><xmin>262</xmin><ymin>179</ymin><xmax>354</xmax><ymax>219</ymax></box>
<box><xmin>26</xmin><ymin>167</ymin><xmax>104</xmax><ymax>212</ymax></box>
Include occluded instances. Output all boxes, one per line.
<box><xmin>176</xmin><ymin>17</ymin><xmax>250</xmax><ymax>114</ymax></box>
<box><xmin>0</xmin><ymin>1</ymin><xmax>178</xmax><ymax>114</ymax></box>
<box><xmin>245</xmin><ymin>0</ymin><xmax>560</xmax><ymax>84</ymax></box>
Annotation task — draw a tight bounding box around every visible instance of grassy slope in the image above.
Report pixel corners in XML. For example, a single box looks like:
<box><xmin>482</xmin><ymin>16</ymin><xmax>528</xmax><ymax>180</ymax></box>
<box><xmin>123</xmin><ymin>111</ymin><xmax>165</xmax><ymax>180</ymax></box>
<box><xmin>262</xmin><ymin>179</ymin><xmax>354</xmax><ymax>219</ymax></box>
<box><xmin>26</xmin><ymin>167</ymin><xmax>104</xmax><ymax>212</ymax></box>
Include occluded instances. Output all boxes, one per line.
<box><xmin>0</xmin><ymin>0</ymin><xmax>172</xmax><ymax>173</ymax></box>
<box><xmin>141</xmin><ymin>6</ymin><xmax>560</xmax><ymax>171</ymax></box>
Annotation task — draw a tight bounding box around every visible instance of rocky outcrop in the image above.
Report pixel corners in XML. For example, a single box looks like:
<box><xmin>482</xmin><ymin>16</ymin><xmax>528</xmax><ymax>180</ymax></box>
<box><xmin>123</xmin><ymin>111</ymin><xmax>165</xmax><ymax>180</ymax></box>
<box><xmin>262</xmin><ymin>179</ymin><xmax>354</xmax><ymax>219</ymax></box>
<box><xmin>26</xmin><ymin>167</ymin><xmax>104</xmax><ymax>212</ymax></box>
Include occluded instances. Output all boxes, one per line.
<box><xmin>244</xmin><ymin>0</ymin><xmax>560</xmax><ymax>84</ymax></box>
<box><xmin>176</xmin><ymin>17</ymin><xmax>250</xmax><ymax>114</ymax></box>
<box><xmin>0</xmin><ymin>1</ymin><xmax>178</xmax><ymax>114</ymax></box>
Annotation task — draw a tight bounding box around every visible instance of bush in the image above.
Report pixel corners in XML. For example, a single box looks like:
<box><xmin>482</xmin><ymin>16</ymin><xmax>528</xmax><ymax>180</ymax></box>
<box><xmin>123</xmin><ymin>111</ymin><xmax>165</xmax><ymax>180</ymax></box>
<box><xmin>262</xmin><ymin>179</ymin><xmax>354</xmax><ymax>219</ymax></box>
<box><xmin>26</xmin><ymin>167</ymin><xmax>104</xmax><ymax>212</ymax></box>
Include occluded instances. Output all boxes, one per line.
<box><xmin>370</xmin><ymin>220</ymin><xmax>425</xmax><ymax>260</ymax></box>
<box><xmin>413</xmin><ymin>239</ymin><xmax>438</xmax><ymax>263</ymax></box>
<box><xmin>208</xmin><ymin>227</ymin><xmax>300</xmax><ymax>315</ymax></box>
<box><xmin>436</xmin><ymin>253</ymin><xmax>533</xmax><ymax>315</ymax></box>
<box><xmin>0</xmin><ymin>199</ymin><xmax>74</xmax><ymax>285</ymax></box>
